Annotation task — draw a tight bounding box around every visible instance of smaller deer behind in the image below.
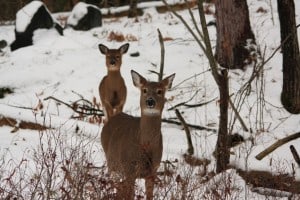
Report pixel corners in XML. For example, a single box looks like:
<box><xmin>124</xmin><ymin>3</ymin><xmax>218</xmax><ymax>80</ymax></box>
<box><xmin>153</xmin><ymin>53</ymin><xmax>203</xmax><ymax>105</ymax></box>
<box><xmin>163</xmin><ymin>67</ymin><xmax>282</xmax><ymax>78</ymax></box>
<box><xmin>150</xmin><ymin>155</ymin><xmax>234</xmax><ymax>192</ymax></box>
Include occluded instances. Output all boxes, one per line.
<box><xmin>101</xmin><ymin>70</ymin><xmax>175</xmax><ymax>199</ymax></box>
<box><xmin>98</xmin><ymin>43</ymin><xmax>129</xmax><ymax>122</ymax></box>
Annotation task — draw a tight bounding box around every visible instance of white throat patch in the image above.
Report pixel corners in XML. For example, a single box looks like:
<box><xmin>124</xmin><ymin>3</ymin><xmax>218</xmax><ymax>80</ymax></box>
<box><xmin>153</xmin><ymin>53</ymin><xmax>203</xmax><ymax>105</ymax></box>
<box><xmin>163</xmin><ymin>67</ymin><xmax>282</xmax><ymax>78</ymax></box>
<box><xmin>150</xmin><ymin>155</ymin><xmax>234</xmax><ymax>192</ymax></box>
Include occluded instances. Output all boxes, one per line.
<box><xmin>142</xmin><ymin>108</ymin><xmax>160</xmax><ymax>116</ymax></box>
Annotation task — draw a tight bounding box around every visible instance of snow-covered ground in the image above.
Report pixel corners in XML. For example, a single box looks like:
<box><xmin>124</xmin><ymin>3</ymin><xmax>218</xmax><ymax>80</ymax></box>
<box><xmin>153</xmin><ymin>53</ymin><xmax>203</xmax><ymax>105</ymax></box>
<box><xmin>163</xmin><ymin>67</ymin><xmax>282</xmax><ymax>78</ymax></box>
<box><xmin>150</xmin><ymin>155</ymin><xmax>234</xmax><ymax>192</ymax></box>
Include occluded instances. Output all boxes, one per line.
<box><xmin>0</xmin><ymin>0</ymin><xmax>299</xmax><ymax>198</ymax></box>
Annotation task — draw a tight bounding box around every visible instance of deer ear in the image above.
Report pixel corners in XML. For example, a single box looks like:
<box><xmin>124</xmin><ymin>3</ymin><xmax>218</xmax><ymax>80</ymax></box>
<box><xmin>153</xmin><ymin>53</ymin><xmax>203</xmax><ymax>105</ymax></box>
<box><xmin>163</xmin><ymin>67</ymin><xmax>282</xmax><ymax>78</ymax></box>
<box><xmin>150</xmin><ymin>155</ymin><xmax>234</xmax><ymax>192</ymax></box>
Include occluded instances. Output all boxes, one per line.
<box><xmin>131</xmin><ymin>70</ymin><xmax>147</xmax><ymax>88</ymax></box>
<box><xmin>119</xmin><ymin>43</ymin><xmax>129</xmax><ymax>54</ymax></box>
<box><xmin>98</xmin><ymin>44</ymin><xmax>108</xmax><ymax>54</ymax></box>
<box><xmin>161</xmin><ymin>73</ymin><xmax>175</xmax><ymax>90</ymax></box>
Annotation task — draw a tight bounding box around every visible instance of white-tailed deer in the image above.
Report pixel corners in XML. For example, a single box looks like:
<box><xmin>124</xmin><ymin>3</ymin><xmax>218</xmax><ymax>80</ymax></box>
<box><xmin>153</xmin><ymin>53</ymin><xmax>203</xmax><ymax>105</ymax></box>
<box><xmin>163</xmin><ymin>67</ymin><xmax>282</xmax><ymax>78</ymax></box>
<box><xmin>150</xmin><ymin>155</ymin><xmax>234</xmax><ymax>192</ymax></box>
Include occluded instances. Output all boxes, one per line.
<box><xmin>101</xmin><ymin>70</ymin><xmax>175</xmax><ymax>199</ymax></box>
<box><xmin>98</xmin><ymin>43</ymin><xmax>129</xmax><ymax>122</ymax></box>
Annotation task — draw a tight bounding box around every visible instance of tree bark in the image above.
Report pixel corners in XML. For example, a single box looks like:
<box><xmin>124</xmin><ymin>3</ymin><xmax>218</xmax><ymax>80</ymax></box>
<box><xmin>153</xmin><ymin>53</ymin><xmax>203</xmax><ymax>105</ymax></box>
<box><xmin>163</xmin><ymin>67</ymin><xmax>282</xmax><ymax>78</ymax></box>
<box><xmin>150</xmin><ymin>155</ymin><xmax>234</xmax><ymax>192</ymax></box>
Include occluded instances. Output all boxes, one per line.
<box><xmin>277</xmin><ymin>0</ymin><xmax>300</xmax><ymax>114</ymax></box>
<box><xmin>215</xmin><ymin>0</ymin><xmax>255</xmax><ymax>69</ymax></box>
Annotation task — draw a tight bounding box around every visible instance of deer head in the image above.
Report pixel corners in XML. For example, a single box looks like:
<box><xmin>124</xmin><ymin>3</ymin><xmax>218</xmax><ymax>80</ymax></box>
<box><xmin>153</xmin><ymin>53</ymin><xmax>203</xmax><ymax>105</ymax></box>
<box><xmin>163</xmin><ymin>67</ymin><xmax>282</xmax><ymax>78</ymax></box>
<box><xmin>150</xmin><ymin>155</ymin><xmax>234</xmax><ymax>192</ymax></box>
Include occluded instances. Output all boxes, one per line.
<box><xmin>98</xmin><ymin>43</ymin><xmax>129</xmax><ymax>71</ymax></box>
<box><xmin>131</xmin><ymin>70</ymin><xmax>175</xmax><ymax>116</ymax></box>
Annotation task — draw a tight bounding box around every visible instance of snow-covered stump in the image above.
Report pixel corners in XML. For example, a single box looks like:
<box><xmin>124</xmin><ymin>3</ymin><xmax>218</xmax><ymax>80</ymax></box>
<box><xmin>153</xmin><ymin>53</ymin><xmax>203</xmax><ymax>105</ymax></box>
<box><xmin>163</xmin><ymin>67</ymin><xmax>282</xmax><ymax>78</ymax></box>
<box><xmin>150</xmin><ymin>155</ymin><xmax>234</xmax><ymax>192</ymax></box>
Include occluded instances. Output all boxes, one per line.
<box><xmin>67</xmin><ymin>2</ymin><xmax>102</xmax><ymax>31</ymax></box>
<box><xmin>10</xmin><ymin>1</ymin><xmax>63</xmax><ymax>51</ymax></box>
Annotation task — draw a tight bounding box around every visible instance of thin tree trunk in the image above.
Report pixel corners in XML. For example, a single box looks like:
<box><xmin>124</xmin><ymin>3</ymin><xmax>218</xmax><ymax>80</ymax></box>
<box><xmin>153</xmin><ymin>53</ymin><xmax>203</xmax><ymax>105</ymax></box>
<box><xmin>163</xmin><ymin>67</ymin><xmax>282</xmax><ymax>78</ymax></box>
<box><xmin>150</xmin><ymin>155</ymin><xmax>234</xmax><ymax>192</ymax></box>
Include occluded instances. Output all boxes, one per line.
<box><xmin>198</xmin><ymin>0</ymin><xmax>230</xmax><ymax>172</ymax></box>
<box><xmin>162</xmin><ymin>0</ymin><xmax>231</xmax><ymax>173</ymax></box>
<box><xmin>278</xmin><ymin>0</ymin><xmax>300</xmax><ymax>114</ymax></box>
<box><xmin>215</xmin><ymin>0</ymin><xmax>255</xmax><ymax>69</ymax></box>
<box><xmin>215</xmin><ymin>69</ymin><xmax>230</xmax><ymax>173</ymax></box>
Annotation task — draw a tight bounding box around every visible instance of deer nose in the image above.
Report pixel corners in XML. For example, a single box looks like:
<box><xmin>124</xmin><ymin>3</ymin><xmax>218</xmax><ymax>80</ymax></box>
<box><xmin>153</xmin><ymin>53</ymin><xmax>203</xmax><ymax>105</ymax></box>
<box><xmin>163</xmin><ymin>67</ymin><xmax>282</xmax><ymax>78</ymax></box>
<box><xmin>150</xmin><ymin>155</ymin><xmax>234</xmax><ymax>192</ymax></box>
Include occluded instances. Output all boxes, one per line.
<box><xmin>146</xmin><ymin>98</ymin><xmax>156</xmax><ymax>108</ymax></box>
<box><xmin>110</xmin><ymin>59</ymin><xmax>116</xmax><ymax>65</ymax></box>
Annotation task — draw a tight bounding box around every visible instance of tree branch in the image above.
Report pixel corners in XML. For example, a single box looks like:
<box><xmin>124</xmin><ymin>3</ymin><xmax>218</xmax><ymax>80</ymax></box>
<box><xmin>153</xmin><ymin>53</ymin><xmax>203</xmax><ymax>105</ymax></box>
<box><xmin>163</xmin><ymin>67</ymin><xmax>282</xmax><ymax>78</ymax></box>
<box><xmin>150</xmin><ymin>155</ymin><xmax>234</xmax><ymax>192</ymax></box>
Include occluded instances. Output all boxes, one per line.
<box><xmin>168</xmin><ymin>96</ymin><xmax>217</xmax><ymax>111</ymax></box>
<box><xmin>290</xmin><ymin>145</ymin><xmax>300</xmax><ymax>167</ymax></box>
<box><xmin>162</xmin><ymin>118</ymin><xmax>216</xmax><ymax>132</ymax></box>
<box><xmin>229</xmin><ymin>97</ymin><xmax>249</xmax><ymax>132</ymax></box>
<box><xmin>175</xmin><ymin>109</ymin><xmax>194</xmax><ymax>155</ymax></box>
<box><xmin>255</xmin><ymin>132</ymin><xmax>300</xmax><ymax>160</ymax></box>
<box><xmin>162</xmin><ymin>0</ymin><xmax>207</xmax><ymax>57</ymax></box>
<box><xmin>44</xmin><ymin>96</ymin><xmax>104</xmax><ymax>117</ymax></box>
<box><xmin>158</xmin><ymin>28</ymin><xmax>165</xmax><ymax>81</ymax></box>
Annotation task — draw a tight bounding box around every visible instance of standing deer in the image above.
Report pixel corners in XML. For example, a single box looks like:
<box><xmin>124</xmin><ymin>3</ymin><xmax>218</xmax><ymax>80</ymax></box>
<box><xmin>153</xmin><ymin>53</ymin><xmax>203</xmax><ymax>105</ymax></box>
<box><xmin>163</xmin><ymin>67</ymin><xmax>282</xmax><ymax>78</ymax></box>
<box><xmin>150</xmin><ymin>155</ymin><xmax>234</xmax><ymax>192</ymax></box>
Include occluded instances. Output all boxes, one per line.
<box><xmin>98</xmin><ymin>43</ymin><xmax>129</xmax><ymax>122</ymax></box>
<box><xmin>101</xmin><ymin>70</ymin><xmax>175</xmax><ymax>199</ymax></box>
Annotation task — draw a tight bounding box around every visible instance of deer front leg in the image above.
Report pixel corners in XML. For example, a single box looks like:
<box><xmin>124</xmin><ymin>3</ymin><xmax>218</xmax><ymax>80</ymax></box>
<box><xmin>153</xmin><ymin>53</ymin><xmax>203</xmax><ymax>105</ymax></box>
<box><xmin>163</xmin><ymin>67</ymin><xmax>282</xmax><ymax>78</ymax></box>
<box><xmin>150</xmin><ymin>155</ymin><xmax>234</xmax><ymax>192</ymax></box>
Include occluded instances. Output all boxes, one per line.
<box><xmin>116</xmin><ymin>178</ymin><xmax>135</xmax><ymax>200</ymax></box>
<box><xmin>114</xmin><ymin>100</ymin><xmax>125</xmax><ymax>115</ymax></box>
<box><xmin>145</xmin><ymin>176</ymin><xmax>155</xmax><ymax>200</ymax></box>
<box><xmin>102</xmin><ymin>101</ymin><xmax>114</xmax><ymax>122</ymax></box>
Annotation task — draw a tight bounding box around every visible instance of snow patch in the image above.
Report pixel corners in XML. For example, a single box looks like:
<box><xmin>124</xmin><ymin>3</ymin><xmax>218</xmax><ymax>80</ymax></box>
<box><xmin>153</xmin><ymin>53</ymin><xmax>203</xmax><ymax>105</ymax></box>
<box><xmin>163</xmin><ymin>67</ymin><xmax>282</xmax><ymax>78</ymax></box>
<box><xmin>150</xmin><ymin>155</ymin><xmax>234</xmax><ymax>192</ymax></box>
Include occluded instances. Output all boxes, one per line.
<box><xmin>15</xmin><ymin>1</ymin><xmax>44</xmax><ymax>32</ymax></box>
<box><xmin>67</xmin><ymin>2</ymin><xmax>100</xmax><ymax>26</ymax></box>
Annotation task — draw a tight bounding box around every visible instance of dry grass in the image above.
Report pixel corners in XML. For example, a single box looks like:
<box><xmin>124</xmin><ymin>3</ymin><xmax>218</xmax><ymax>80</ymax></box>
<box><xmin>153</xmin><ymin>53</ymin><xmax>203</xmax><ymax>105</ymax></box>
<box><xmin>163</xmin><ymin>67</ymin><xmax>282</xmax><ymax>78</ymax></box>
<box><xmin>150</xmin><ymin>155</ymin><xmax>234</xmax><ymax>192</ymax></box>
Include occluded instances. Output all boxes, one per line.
<box><xmin>0</xmin><ymin>126</ymin><xmax>299</xmax><ymax>199</ymax></box>
<box><xmin>107</xmin><ymin>31</ymin><xmax>138</xmax><ymax>42</ymax></box>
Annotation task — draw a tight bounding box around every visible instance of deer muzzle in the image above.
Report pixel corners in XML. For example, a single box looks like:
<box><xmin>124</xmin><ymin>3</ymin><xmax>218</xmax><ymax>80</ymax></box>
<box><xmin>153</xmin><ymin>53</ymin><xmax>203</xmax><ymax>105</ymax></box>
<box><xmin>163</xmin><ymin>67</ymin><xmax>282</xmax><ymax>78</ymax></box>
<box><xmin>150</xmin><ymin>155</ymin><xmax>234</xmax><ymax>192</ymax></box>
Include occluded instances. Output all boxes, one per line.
<box><xmin>146</xmin><ymin>97</ymin><xmax>156</xmax><ymax>108</ymax></box>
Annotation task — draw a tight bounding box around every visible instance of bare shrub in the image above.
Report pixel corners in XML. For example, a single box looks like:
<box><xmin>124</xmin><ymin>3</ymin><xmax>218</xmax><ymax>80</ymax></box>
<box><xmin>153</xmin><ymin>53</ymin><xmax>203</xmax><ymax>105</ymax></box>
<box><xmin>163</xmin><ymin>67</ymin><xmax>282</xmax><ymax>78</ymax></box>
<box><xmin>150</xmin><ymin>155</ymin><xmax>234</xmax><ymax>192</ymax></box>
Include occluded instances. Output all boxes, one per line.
<box><xmin>0</xmin><ymin>128</ymin><xmax>116</xmax><ymax>199</ymax></box>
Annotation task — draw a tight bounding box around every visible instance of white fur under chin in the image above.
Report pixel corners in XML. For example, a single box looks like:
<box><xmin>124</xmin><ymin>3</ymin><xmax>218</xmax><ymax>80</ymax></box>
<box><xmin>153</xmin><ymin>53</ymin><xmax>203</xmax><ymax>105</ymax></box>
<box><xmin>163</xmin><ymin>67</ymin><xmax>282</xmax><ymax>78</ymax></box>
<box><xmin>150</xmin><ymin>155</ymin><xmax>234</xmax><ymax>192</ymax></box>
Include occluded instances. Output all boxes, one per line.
<box><xmin>142</xmin><ymin>108</ymin><xmax>160</xmax><ymax>116</ymax></box>
<box><xmin>108</xmin><ymin>66</ymin><xmax>119</xmax><ymax>71</ymax></box>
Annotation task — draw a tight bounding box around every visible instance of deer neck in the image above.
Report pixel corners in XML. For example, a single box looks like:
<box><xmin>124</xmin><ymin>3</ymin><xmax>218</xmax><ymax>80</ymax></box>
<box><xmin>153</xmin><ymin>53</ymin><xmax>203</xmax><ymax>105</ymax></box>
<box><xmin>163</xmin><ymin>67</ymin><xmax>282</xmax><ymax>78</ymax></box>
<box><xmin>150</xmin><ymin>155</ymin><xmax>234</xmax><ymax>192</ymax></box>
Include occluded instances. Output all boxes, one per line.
<box><xmin>139</xmin><ymin>115</ymin><xmax>162</xmax><ymax>146</ymax></box>
<box><xmin>107</xmin><ymin>70</ymin><xmax>122</xmax><ymax>78</ymax></box>
<box><xmin>106</xmin><ymin>70</ymin><xmax>123</xmax><ymax>85</ymax></box>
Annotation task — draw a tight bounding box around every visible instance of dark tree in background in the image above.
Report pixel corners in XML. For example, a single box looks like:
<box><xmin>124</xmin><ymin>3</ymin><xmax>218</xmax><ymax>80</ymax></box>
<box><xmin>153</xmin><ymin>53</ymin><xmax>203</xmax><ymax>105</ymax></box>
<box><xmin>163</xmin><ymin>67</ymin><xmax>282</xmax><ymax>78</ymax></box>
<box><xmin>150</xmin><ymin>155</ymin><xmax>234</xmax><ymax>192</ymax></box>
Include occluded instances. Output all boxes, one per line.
<box><xmin>277</xmin><ymin>0</ymin><xmax>300</xmax><ymax>114</ymax></box>
<box><xmin>0</xmin><ymin>0</ymin><xmax>31</xmax><ymax>21</ymax></box>
<box><xmin>215</xmin><ymin>0</ymin><xmax>255</xmax><ymax>69</ymax></box>
<box><xmin>128</xmin><ymin>0</ymin><xmax>138</xmax><ymax>18</ymax></box>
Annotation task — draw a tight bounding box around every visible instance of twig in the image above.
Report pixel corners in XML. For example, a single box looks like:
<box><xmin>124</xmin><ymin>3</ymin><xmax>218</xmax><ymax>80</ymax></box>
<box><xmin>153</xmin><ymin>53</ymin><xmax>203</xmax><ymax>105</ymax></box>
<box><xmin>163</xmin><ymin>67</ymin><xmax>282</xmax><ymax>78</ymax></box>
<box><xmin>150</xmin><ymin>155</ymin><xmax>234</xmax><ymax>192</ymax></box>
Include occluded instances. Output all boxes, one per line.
<box><xmin>171</xmin><ymin>69</ymin><xmax>211</xmax><ymax>89</ymax></box>
<box><xmin>238</xmin><ymin>23</ymin><xmax>300</xmax><ymax>96</ymax></box>
<box><xmin>290</xmin><ymin>145</ymin><xmax>300</xmax><ymax>167</ymax></box>
<box><xmin>228</xmin><ymin>97</ymin><xmax>249</xmax><ymax>132</ymax></box>
<box><xmin>148</xmin><ymin>70</ymin><xmax>160</xmax><ymax>76</ymax></box>
<box><xmin>255</xmin><ymin>132</ymin><xmax>300</xmax><ymax>160</ymax></box>
<box><xmin>168</xmin><ymin>97</ymin><xmax>217</xmax><ymax>110</ymax></box>
<box><xmin>175</xmin><ymin>109</ymin><xmax>194</xmax><ymax>155</ymax></box>
<box><xmin>162</xmin><ymin>0</ymin><xmax>208</xmax><ymax>58</ymax></box>
<box><xmin>162</xmin><ymin>118</ymin><xmax>216</xmax><ymax>132</ymax></box>
<box><xmin>44</xmin><ymin>96</ymin><xmax>104</xmax><ymax>117</ymax></box>
<box><xmin>1</xmin><ymin>103</ymin><xmax>35</xmax><ymax>111</ymax></box>
<box><xmin>184</xmin><ymin>0</ymin><xmax>203</xmax><ymax>40</ymax></box>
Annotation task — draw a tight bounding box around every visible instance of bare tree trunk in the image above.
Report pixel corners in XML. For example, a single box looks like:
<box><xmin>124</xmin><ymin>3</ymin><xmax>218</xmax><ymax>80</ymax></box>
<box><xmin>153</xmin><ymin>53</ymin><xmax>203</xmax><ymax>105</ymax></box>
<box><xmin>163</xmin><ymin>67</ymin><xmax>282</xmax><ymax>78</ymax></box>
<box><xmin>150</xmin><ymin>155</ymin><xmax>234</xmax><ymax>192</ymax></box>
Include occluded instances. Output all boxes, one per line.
<box><xmin>198</xmin><ymin>1</ymin><xmax>230</xmax><ymax>173</ymax></box>
<box><xmin>215</xmin><ymin>70</ymin><xmax>230</xmax><ymax>173</ymax></box>
<box><xmin>0</xmin><ymin>0</ymin><xmax>31</xmax><ymax>21</ymax></box>
<box><xmin>162</xmin><ymin>0</ymin><xmax>231</xmax><ymax>173</ymax></box>
<box><xmin>278</xmin><ymin>0</ymin><xmax>300</xmax><ymax>114</ymax></box>
<box><xmin>128</xmin><ymin>0</ymin><xmax>138</xmax><ymax>17</ymax></box>
<box><xmin>215</xmin><ymin>0</ymin><xmax>255</xmax><ymax>69</ymax></box>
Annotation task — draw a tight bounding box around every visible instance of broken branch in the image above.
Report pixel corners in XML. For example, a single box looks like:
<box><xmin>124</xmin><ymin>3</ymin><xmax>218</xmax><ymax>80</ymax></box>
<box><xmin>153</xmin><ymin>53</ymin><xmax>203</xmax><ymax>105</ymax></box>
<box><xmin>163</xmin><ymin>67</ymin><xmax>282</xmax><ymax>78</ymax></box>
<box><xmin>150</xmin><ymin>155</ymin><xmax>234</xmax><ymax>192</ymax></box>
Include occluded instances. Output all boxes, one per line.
<box><xmin>290</xmin><ymin>145</ymin><xmax>300</xmax><ymax>167</ymax></box>
<box><xmin>255</xmin><ymin>132</ymin><xmax>300</xmax><ymax>160</ymax></box>
<box><xmin>162</xmin><ymin>118</ymin><xmax>216</xmax><ymax>132</ymax></box>
<box><xmin>158</xmin><ymin>28</ymin><xmax>165</xmax><ymax>82</ymax></box>
<box><xmin>44</xmin><ymin>96</ymin><xmax>104</xmax><ymax>117</ymax></box>
<box><xmin>175</xmin><ymin>109</ymin><xmax>194</xmax><ymax>155</ymax></box>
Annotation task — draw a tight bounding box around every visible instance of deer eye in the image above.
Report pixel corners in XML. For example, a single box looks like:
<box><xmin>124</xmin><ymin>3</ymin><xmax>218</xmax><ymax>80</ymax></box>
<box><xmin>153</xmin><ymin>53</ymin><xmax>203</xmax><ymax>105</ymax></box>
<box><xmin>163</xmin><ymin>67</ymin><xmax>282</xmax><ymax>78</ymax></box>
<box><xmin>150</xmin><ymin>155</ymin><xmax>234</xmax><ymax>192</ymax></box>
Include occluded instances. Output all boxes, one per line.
<box><xmin>143</xmin><ymin>88</ymin><xmax>148</xmax><ymax>94</ymax></box>
<box><xmin>157</xmin><ymin>89</ymin><xmax>162</xmax><ymax>95</ymax></box>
